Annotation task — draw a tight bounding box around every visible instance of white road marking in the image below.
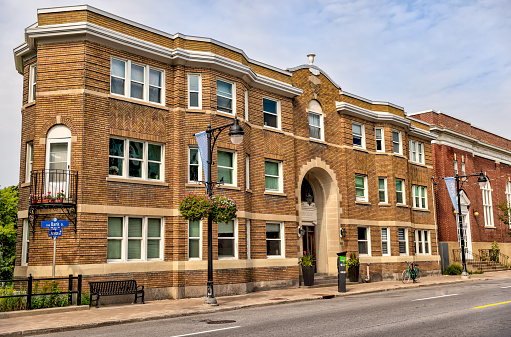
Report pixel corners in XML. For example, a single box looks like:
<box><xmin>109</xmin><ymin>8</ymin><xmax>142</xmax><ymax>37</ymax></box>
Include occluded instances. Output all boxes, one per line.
<box><xmin>170</xmin><ymin>326</ymin><xmax>242</xmax><ymax>337</ymax></box>
<box><xmin>500</xmin><ymin>286</ymin><xmax>511</xmax><ymax>289</ymax></box>
<box><xmin>413</xmin><ymin>294</ymin><xmax>459</xmax><ymax>301</ymax></box>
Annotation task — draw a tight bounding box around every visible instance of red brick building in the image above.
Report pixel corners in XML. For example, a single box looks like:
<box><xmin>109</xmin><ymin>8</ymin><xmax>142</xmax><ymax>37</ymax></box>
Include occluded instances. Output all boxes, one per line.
<box><xmin>411</xmin><ymin>110</ymin><xmax>511</xmax><ymax>269</ymax></box>
<box><xmin>14</xmin><ymin>5</ymin><xmax>440</xmax><ymax>299</ymax></box>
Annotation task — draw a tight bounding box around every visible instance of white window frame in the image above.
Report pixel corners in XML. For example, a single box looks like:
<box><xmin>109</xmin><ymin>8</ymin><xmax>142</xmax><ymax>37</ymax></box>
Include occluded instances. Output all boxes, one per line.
<box><xmin>22</xmin><ymin>219</ymin><xmax>29</xmax><ymax>266</ymax></box>
<box><xmin>381</xmin><ymin>227</ymin><xmax>390</xmax><ymax>256</ymax></box>
<box><xmin>308</xmin><ymin>110</ymin><xmax>324</xmax><ymax>141</ymax></box>
<box><xmin>378</xmin><ymin>177</ymin><xmax>388</xmax><ymax>204</ymax></box>
<box><xmin>412</xmin><ymin>185</ymin><xmax>428</xmax><ymax>209</ymax></box>
<box><xmin>188</xmin><ymin>147</ymin><xmax>202</xmax><ymax>183</ymax></box>
<box><xmin>264</xmin><ymin>160</ymin><xmax>283</xmax><ymax>192</ymax></box>
<box><xmin>217</xmin><ymin>149</ymin><xmax>237</xmax><ymax>187</ymax></box>
<box><xmin>266</xmin><ymin>222</ymin><xmax>284</xmax><ymax>258</ymax></box>
<box><xmin>358</xmin><ymin>226</ymin><xmax>371</xmax><ymax>256</ymax></box>
<box><xmin>352</xmin><ymin>122</ymin><xmax>365</xmax><ymax>149</ymax></box>
<box><xmin>506</xmin><ymin>181</ymin><xmax>511</xmax><ymax>228</ymax></box>
<box><xmin>110</xmin><ymin>57</ymin><xmax>165</xmax><ymax>105</ymax></box>
<box><xmin>409</xmin><ymin>140</ymin><xmax>425</xmax><ymax>164</ymax></box>
<box><xmin>188</xmin><ymin>220</ymin><xmax>202</xmax><ymax>260</ymax></box>
<box><xmin>263</xmin><ymin>97</ymin><xmax>281</xmax><ymax>130</ymax></box>
<box><xmin>244</xmin><ymin>90</ymin><xmax>249</xmax><ymax>121</ymax></box>
<box><xmin>482</xmin><ymin>181</ymin><xmax>494</xmax><ymax>227</ymax></box>
<box><xmin>107</xmin><ymin>216</ymin><xmax>164</xmax><ymax>263</ymax></box>
<box><xmin>454</xmin><ymin>160</ymin><xmax>458</xmax><ymax>176</ymax></box>
<box><xmin>217</xmin><ymin>79</ymin><xmax>235</xmax><ymax>114</ymax></box>
<box><xmin>415</xmin><ymin>230</ymin><xmax>431</xmax><ymax>255</ymax></box>
<box><xmin>375</xmin><ymin>127</ymin><xmax>385</xmax><ymax>152</ymax></box>
<box><xmin>28</xmin><ymin>64</ymin><xmax>37</xmax><ymax>103</ymax></box>
<box><xmin>461</xmin><ymin>162</ymin><xmax>466</xmax><ymax>176</ymax></box>
<box><xmin>392</xmin><ymin>130</ymin><xmax>402</xmax><ymax>154</ymax></box>
<box><xmin>218</xmin><ymin>219</ymin><xmax>238</xmax><ymax>259</ymax></box>
<box><xmin>355</xmin><ymin>174</ymin><xmax>368</xmax><ymax>202</ymax></box>
<box><xmin>26</xmin><ymin>141</ymin><xmax>33</xmax><ymax>183</ymax></box>
<box><xmin>246</xmin><ymin>155</ymin><xmax>250</xmax><ymax>190</ymax></box>
<box><xmin>396</xmin><ymin>179</ymin><xmax>405</xmax><ymax>205</ymax></box>
<box><xmin>187</xmin><ymin>73</ymin><xmax>202</xmax><ymax>109</ymax></box>
<box><xmin>109</xmin><ymin>137</ymin><xmax>164</xmax><ymax>181</ymax></box>
<box><xmin>246</xmin><ymin>219</ymin><xmax>251</xmax><ymax>259</ymax></box>
<box><xmin>398</xmin><ymin>227</ymin><xmax>409</xmax><ymax>255</ymax></box>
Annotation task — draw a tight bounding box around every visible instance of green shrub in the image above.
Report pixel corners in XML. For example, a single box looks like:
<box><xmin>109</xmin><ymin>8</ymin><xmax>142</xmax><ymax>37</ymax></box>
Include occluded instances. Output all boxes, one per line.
<box><xmin>0</xmin><ymin>285</ymin><xmax>26</xmax><ymax>312</ymax></box>
<box><xmin>444</xmin><ymin>264</ymin><xmax>463</xmax><ymax>275</ymax></box>
<box><xmin>80</xmin><ymin>291</ymin><xmax>90</xmax><ymax>306</ymax></box>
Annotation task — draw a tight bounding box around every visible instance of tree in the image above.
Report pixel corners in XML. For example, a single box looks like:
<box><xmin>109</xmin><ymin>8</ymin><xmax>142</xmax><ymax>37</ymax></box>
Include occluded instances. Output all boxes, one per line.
<box><xmin>0</xmin><ymin>185</ymin><xmax>18</xmax><ymax>280</ymax></box>
<box><xmin>496</xmin><ymin>200</ymin><xmax>511</xmax><ymax>236</ymax></box>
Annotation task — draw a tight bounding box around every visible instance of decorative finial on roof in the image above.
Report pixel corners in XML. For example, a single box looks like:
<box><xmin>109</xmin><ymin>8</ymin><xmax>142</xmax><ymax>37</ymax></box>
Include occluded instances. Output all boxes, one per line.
<box><xmin>307</xmin><ymin>54</ymin><xmax>315</xmax><ymax>65</ymax></box>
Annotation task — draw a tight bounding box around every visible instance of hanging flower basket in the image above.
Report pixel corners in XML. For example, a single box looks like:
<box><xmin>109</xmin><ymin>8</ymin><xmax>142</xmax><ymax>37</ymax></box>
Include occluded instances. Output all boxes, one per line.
<box><xmin>178</xmin><ymin>194</ymin><xmax>237</xmax><ymax>223</ymax></box>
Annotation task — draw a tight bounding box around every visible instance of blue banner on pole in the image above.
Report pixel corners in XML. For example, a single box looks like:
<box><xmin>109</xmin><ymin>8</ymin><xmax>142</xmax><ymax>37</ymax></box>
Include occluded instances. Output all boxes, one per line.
<box><xmin>195</xmin><ymin>131</ymin><xmax>209</xmax><ymax>183</ymax></box>
<box><xmin>444</xmin><ymin>177</ymin><xmax>458</xmax><ymax>213</ymax></box>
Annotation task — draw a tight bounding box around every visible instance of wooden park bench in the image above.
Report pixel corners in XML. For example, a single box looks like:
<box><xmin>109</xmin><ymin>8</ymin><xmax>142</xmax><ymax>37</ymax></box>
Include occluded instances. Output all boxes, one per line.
<box><xmin>89</xmin><ymin>280</ymin><xmax>144</xmax><ymax>308</ymax></box>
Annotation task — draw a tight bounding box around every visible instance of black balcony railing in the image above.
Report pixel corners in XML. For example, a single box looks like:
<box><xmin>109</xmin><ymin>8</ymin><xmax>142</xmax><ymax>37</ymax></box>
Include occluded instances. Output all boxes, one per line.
<box><xmin>28</xmin><ymin>170</ymin><xmax>78</xmax><ymax>233</ymax></box>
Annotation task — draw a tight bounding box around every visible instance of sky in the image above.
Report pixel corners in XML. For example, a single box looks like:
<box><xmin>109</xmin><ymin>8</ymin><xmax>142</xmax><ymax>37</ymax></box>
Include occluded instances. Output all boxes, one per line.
<box><xmin>0</xmin><ymin>0</ymin><xmax>510</xmax><ymax>187</ymax></box>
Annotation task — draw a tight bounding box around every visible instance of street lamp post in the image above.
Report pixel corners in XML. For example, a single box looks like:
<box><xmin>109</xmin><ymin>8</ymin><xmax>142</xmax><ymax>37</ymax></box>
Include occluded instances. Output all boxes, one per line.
<box><xmin>203</xmin><ymin>116</ymin><xmax>244</xmax><ymax>305</ymax></box>
<box><xmin>455</xmin><ymin>171</ymin><xmax>488</xmax><ymax>276</ymax></box>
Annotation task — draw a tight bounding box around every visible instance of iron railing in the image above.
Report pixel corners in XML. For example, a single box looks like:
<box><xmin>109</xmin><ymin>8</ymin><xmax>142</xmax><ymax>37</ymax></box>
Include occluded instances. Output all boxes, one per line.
<box><xmin>479</xmin><ymin>249</ymin><xmax>509</xmax><ymax>266</ymax></box>
<box><xmin>29</xmin><ymin>169</ymin><xmax>78</xmax><ymax>204</ymax></box>
<box><xmin>452</xmin><ymin>248</ymin><xmax>508</xmax><ymax>270</ymax></box>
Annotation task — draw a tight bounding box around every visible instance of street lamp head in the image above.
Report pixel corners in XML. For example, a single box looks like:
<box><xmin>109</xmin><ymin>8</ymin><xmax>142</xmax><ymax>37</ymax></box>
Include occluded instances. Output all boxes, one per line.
<box><xmin>229</xmin><ymin>115</ymin><xmax>244</xmax><ymax>145</ymax></box>
<box><xmin>477</xmin><ymin>171</ymin><xmax>488</xmax><ymax>188</ymax></box>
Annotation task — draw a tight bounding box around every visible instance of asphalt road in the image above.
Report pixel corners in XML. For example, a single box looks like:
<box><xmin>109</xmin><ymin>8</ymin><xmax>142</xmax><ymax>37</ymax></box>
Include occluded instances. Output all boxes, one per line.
<box><xmin>41</xmin><ymin>279</ymin><xmax>511</xmax><ymax>337</ymax></box>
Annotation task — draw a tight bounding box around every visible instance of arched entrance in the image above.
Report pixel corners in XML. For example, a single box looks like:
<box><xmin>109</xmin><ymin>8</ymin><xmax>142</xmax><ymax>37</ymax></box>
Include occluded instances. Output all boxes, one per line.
<box><xmin>297</xmin><ymin>159</ymin><xmax>340</xmax><ymax>275</ymax></box>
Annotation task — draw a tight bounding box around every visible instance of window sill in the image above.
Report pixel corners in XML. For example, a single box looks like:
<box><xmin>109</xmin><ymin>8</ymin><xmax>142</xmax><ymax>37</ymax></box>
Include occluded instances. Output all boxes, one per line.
<box><xmin>396</xmin><ymin>204</ymin><xmax>409</xmax><ymax>208</ymax></box>
<box><xmin>264</xmin><ymin>191</ymin><xmax>286</xmax><ymax>197</ymax></box>
<box><xmin>216</xmin><ymin>110</ymin><xmax>236</xmax><ymax>119</ymax></box>
<box><xmin>355</xmin><ymin>201</ymin><xmax>371</xmax><ymax>205</ymax></box>
<box><xmin>218</xmin><ymin>257</ymin><xmax>238</xmax><ymax>260</ymax></box>
<box><xmin>106</xmin><ymin>176</ymin><xmax>168</xmax><ymax>186</ymax></box>
<box><xmin>106</xmin><ymin>259</ymin><xmax>163</xmax><ymax>263</ymax></box>
<box><xmin>109</xmin><ymin>94</ymin><xmax>167</xmax><ymax>110</ymax></box>
<box><xmin>246</xmin><ymin>188</ymin><xmax>253</xmax><ymax>193</ymax></box>
<box><xmin>185</xmin><ymin>108</ymin><xmax>205</xmax><ymax>113</ymax></box>
<box><xmin>484</xmin><ymin>226</ymin><xmax>496</xmax><ymax>229</ymax></box>
<box><xmin>217</xmin><ymin>185</ymin><xmax>241</xmax><ymax>191</ymax></box>
<box><xmin>21</xmin><ymin>182</ymin><xmax>30</xmax><ymax>188</ymax></box>
<box><xmin>267</xmin><ymin>255</ymin><xmax>285</xmax><ymax>259</ymax></box>
<box><xmin>263</xmin><ymin>126</ymin><xmax>284</xmax><ymax>134</ymax></box>
<box><xmin>378</xmin><ymin>203</ymin><xmax>391</xmax><ymax>207</ymax></box>
<box><xmin>410</xmin><ymin>161</ymin><xmax>427</xmax><ymax>167</ymax></box>
<box><xmin>376</xmin><ymin>150</ymin><xmax>386</xmax><ymax>154</ymax></box>
<box><xmin>185</xmin><ymin>183</ymin><xmax>204</xmax><ymax>188</ymax></box>
<box><xmin>309</xmin><ymin>138</ymin><xmax>326</xmax><ymax>145</ymax></box>
<box><xmin>23</xmin><ymin>101</ymin><xmax>36</xmax><ymax>109</ymax></box>
<box><xmin>412</xmin><ymin>208</ymin><xmax>430</xmax><ymax>212</ymax></box>
<box><xmin>353</xmin><ymin>147</ymin><xmax>368</xmax><ymax>153</ymax></box>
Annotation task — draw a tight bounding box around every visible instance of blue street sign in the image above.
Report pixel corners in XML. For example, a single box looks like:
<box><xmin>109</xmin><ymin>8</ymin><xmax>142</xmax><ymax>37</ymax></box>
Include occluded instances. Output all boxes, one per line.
<box><xmin>48</xmin><ymin>228</ymin><xmax>62</xmax><ymax>237</ymax></box>
<box><xmin>41</xmin><ymin>219</ymin><xmax>69</xmax><ymax>228</ymax></box>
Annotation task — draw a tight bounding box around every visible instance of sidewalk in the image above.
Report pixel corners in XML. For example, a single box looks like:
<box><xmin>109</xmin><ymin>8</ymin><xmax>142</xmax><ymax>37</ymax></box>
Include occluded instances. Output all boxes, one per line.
<box><xmin>1</xmin><ymin>270</ymin><xmax>510</xmax><ymax>336</ymax></box>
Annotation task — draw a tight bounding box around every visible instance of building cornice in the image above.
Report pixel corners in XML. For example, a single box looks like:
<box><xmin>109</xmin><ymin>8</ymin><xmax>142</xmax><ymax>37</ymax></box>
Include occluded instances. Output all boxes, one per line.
<box><xmin>336</xmin><ymin>102</ymin><xmax>437</xmax><ymax>141</ymax></box>
<box><xmin>341</xmin><ymin>91</ymin><xmax>404</xmax><ymax>111</ymax></box>
<box><xmin>431</xmin><ymin>126</ymin><xmax>511</xmax><ymax>165</ymax></box>
<box><xmin>14</xmin><ymin>21</ymin><xmax>302</xmax><ymax>97</ymax></box>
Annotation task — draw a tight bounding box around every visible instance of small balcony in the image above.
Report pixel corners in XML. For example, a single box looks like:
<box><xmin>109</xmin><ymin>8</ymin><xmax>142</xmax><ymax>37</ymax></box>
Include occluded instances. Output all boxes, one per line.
<box><xmin>28</xmin><ymin>169</ymin><xmax>78</xmax><ymax>232</ymax></box>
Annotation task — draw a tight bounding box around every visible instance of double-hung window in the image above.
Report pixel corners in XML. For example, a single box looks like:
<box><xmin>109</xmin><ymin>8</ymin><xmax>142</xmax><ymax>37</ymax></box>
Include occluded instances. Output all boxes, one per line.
<box><xmin>375</xmin><ymin>127</ymin><xmax>384</xmax><ymax>152</ymax></box>
<box><xmin>378</xmin><ymin>177</ymin><xmax>388</xmax><ymax>203</ymax></box>
<box><xmin>355</xmin><ymin>175</ymin><xmax>368</xmax><ymax>202</ymax></box>
<box><xmin>392</xmin><ymin>131</ymin><xmax>402</xmax><ymax>154</ymax></box>
<box><xmin>461</xmin><ymin>162</ymin><xmax>466</xmax><ymax>176</ymax></box>
<box><xmin>381</xmin><ymin>227</ymin><xmax>390</xmax><ymax>256</ymax></box>
<box><xmin>453</xmin><ymin>160</ymin><xmax>458</xmax><ymax>176</ymax></box>
<box><xmin>110</xmin><ymin>58</ymin><xmax>164</xmax><ymax>104</ymax></box>
<box><xmin>107</xmin><ymin>217</ymin><xmax>163</xmax><ymax>262</ymax></box>
<box><xmin>109</xmin><ymin>138</ymin><xmax>164</xmax><ymax>181</ymax></box>
<box><xmin>409</xmin><ymin>140</ymin><xmax>424</xmax><ymax>164</ymax></box>
<box><xmin>352</xmin><ymin>123</ymin><xmax>364</xmax><ymax>148</ymax></box>
<box><xmin>217</xmin><ymin>150</ymin><xmax>236</xmax><ymax>186</ymax></box>
<box><xmin>244</xmin><ymin>90</ymin><xmax>249</xmax><ymax>121</ymax></box>
<box><xmin>188</xmin><ymin>220</ymin><xmax>202</xmax><ymax>259</ymax></box>
<box><xmin>309</xmin><ymin>111</ymin><xmax>324</xmax><ymax>140</ymax></box>
<box><xmin>506</xmin><ymin>182</ymin><xmax>511</xmax><ymax>228</ymax></box>
<box><xmin>22</xmin><ymin>220</ymin><xmax>29</xmax><ymax>266</ymax></box>
<box><xmin>266</xmin><ymin>222</ymin><xmax>283</xmax><ymax>257</ymax></box>
<box><xmin>415</xmin><ymin>230</ymin><xmax>430</xmax><ymax>255</ymax></box>
<box><xmin>217</xmin><ymin>79</ymin><xmax>234</xmax><ymax>114</ymax></box>
<box><xmin>188</xmin><ymin>74</ymin><xmax>201</xmax><ymax>109</ymax></box>
<box><xmin>263</xmin><ymin>98</ymin><xmax>280</xmax><ymax>129</ymax></box>
<box><xmin>358</xmin><ymin>227</ymin><xmax>370</xmax><ymax>256</ymax></box>
<box><xmin>246</xmin><ymin>155</ymin><xmax>250</xmax><ymax>190</ymax></box>
<box><xmin>396</xmin><ymin>179</ymin><xmax>405</xmax><ymax>204</ymax></box>
<box><xmin>482</xmin><ymin>181</ymin><xmax>494</xmax><ymax>227</ymax></box>
<box><xmin>26</xmin><ymin>141</ymin><xmax>33</xmax><ymax>183</ymax></box>
<box><xmin>28</xmin><ymin>64</ymin><xmax>37</xmax><ymax>103</ymax></box>
<box><xmin>218</xmin><ymin>220</ymin><xmax>237</xmax><ymax>259</ymax></box>
<box><xmin>412</xmin><ymin>185</ymin><xmax>427</xmax><ymax>209</ymax></box>
<box><xmin>188</xmin><ymin>147</ymin><xmax>201</xmax><ymax>183</ymax></box>
<box><xmin>398</xmin><ymin>228</ymin><xmax>408</xmax><ymax>255</ymax></box>
<box><xmin>265</xmin><ymin>160</ymin><xmax>282</xmax><ymax>192</ymax></box>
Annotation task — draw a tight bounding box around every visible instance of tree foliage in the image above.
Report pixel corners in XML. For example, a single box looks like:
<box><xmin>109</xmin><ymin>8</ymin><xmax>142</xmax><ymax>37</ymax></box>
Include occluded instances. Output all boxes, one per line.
<box><xmin>496</xmin><ymin>200</ymin><xmax>511</xmax><ymax>236</ymax></box>
<box><xmin>0</xmin><ymin>185</ymin><xmax>18</xmax><ymax>280</ymax></box>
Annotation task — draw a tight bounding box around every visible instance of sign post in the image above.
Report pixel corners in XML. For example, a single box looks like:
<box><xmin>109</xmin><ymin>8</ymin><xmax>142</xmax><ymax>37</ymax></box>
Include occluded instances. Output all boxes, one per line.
<box><xmin>41</xmin><ymin>218</ymin><xmax>69</xmax><ymax>278</ymax></box>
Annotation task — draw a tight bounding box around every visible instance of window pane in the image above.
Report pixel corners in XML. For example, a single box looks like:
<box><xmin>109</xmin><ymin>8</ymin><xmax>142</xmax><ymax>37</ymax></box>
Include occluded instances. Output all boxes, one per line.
<box><xmin>219</xmin><ymin>239</ymin><xmax>234</xmax><ymax>256</ymax></box>
<box><xmin>189</xmin><ymin>239</ymin><xmax>200</xmax><ymax>258</ymax></box>
<box><xmin>217</xmin><ymin>167</ymin><xmax>232</xmax><ymax>184</ymax></box>
<box><xmin>264</xmin><ymin>113</ymin><xmax>277</xmax><ymax>128</ymax></box>
<box><xmin>218</xmin><ymin>221</ymin><xmax>234</xmax><ymax>235</ymax></box>
<box><xmin>149</xmin><ymin>69</ymin><xmax>161</xmax><ymax>86</ymax></box>
<box><xmin>309</xmin><ymin>113</ymin><xmax>320</xmax><ymax>127</ymax></box>
<box><xmin>111</xmin><ymin>59</ymin><xmax>125</xmax><ymax>77</ymax></box>
<box><xmin>265</xmin><ymin>161</ymin><xmax>279</xmax><ymax>176</ymax></box>
<box><xmin>379</xmin><ymin>191</ymin><xmax>386</xmax><ymax>202</ymax></box>
<box><xmin>189</xmin><ymin>220</ymin><xmax>200</xmax><ymax>237</ymax></box>
<box><xmin>358</xmin><ymin>227</ymin><xmax>367</xmax><ymax>240</ymax></box>
<box><xmin>217</xmin><ymin>151</ymin><xmax>233</xmax><ymax>167</ymax></box>
<box><xmin>375</xmin><ymin>128</ymin><xmax>381</xmax><ymax>138</ymax></box>
<box><xmin>310</xmin><ymin>126</ymin><xmax>321</xmax><ymax>139</ymax></box>
<box><xmin>149</xmin><ymin>87</ymin><xmax>161</xmax><ymax>103</ymax></box>
<box><xmin>129</xmin><ymin>141</ymin><xmax>143</xmax><ymax>159</ymax></box>
<box><xmin>129</xmin><ymin>160</ymin><xmax>142</xmax><ymax>178</ymax></box>
<box><xmin>190</xmin><ymin>165</ymin><xmax>198</xmax><ymax>181</ymax></box>
<box><xmin>217</xmin><ymin>80</ymin><xmax>232</xmax><ymax>98</ymax></box>
<box><xmin>148</xmin><ymin>162</ymin><xmax>160</xmax><ymax>179</ymax></box>
<box><xmin>265</xmin><ymin>176</ymin><xmax>279</xmax><ymax>190</ymax></box>
<box><xmin>148</xmin><ymin>144</ymin><xmax>161</xmax><ymax>162</ymax></box>
<box><xmin>379</xmin><ymin>179</ymin><xmax>385</xmax><ymax>190</ymax></box>
<box><xmin>263</xmin><ymin>99</ymin><xmax>277</xmax><ymax>114</ymax></box>
<box><xmin>147</xmin><ymin>239</ymin><xmax>160</xmax><ymax>259</ymax></box>
<box><xmin>109</xmin><ymin>138</ymin><xmax>124</xmax><ymax>157</ymax></box>
<box><xmin>382</xmin><ymin>241</ymin><xmax>388</xmax><ymax>254</ymax></box>
<box><xmin>128</xmin><ymin>218</ymin><xmax>143</xmax><ymax>237</ymax></box>
<box><xmin>189</xmin><ymin>75</ymin><xmax>199</xmax><ymax>91</ymax></box>
<box><xmin>217</xmin><ymin>96</ymin><xmax>232</xmax><ymax>112</ymax></box>
<box><xmin>189</xmin><ymin>92</ymin><xmax>199</xmax><ymax>107</ymax></box>
<box><xmin>148</xmin><ymin>219</ymin><xmax>161</xmax><ymax>237</ymax></box>
<box><xmin>353</xmin><ymin>136</ymin><xmax>362</xmax><ymax>147</ymax></box>
<box><xmin>109</xmin><ymin>157</ymin><xmax>123</xmax><ymax>176</ymax></box>
<box><xmin>128</xmin><ymin>239</ymin><xmax>141</xmax><ymax>259</ymax></box>
<box><xmin>107</xmin><ymin>240</ymin><xmax>122</xmax><ymax>259</ymax></box>
<box><xmin>108</xmin><ymin>217</ymin><xmax>123</xmax><ymax>237</ymax></box>
<box><xmin>355</xmin><ymin>176</ymin><xmax>365</xmax><ymax>188</ymax></box>
<box><xmin>190</xmin><ymin>149</ymin><xmax>199</xmax><ymax>165</ymax></box>
<box><xmin>266</xmin><ymin>224</ymin><xmax>280</xmax><ymax>238</ymax></box>
<box><xmin>131</xmin><ymin>64</ymin><xmax>144</xmax><ymax>82</ymax></box>
<box><xmin>392</xmin><ymin>131</ymin><xmax>399</xmax><ymax>143</ymax></box>
<box><xmin>352</xmin><ymin>124</ymin><xmax>361</xmax><ymax>135</ymax></box>
<box><xmin>358</xmin><ymin>241</ymin><xmax>368</xmax><ymax>255</ymax></box>
<box><xmin>111</xmin><ymin>77</ymin><xmax>125</xmax><ymax>95</ymax></box>
<box><xmin>267</xmin><ymin>240</ymin><xmax>280</xmax><ymax>256</ymax></box>
<box><xmin>131</xmin><ymin>82</ymin><xmax>144</xmax><ymax>99</ymax></box>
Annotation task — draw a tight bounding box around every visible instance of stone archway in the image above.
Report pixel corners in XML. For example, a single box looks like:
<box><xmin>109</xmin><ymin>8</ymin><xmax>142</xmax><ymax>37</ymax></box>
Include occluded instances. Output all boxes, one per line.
<box><xmin>297</xmin><ymin>158</ymin><xmax>341</xmax><ymax>275</ymax></box>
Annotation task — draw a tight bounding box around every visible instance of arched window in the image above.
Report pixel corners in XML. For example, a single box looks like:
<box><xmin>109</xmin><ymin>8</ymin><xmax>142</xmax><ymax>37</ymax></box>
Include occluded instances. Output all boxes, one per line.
<box><xmin>308</xmin><ymin>100</ymin><xmax>324</xmax><ymax>141</ymax></box>
<box><xmin>46</xmin><ymin>125</ymin><xmax>72</xmax><ymax>196</ymax></box>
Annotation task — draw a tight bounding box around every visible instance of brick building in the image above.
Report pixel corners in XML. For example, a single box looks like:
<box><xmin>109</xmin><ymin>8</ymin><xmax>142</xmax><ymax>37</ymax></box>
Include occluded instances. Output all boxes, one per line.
<box><xmin>412</xmin><ymin>111</ymin><xmax>511</xmax><ymax>270</ymax></box>
<box><xmin>14</xmin><ymin>5</ymin><xmax>440</xmax><ymax>299</ymax></box>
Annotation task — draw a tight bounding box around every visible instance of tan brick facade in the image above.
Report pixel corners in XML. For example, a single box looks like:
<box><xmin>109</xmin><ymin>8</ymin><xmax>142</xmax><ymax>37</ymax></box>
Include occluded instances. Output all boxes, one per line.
<box><xmin>14</xmin><ymin>6</ymin><xmax>441</xmax><ymax>299</ymax></box>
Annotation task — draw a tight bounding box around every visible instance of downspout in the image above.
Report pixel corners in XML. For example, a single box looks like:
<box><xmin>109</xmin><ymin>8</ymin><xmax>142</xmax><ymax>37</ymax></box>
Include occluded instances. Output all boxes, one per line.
<box><xmin>364</xmin><ymin>263</ymin><xmax>371</xmax><ymax>282</ymax></box>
